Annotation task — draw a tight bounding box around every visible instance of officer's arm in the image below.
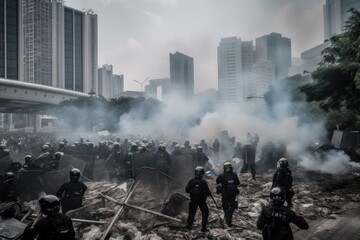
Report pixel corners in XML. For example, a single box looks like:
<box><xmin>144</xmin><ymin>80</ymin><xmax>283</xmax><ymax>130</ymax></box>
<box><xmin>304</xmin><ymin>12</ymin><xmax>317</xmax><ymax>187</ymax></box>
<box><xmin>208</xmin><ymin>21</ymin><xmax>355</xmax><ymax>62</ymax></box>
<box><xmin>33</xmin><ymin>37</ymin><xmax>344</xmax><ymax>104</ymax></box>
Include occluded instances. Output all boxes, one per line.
<box><xmin>204</xmin><ymin>182</ymin><xmax>212</xmax><ymax>197</ymax></box>
<box><xmin>256</xmin><ymin>208</ymin><xmax>266</xmax><ymax>230</ymax></box>
<box><xmin>290</xmin><ymin>211</ymin><xmax>309</xmax><ymax>229</ymax></box>
<box><xmin>235</xmin><ymin>174</ymin><xmax>240</xmax><ymax>186</ymax></box>
<box><xmin>56</xmin><ymin>184</ymin><xmax>65</xmax><ymax>198</ymax></box>
<box><xmin>272</xmin><ymin>172</ymin><xmax>278</xmax><ymax>188</ymax></box>
<box><xmin>185</xmin><ymin>180</ymin><xmax>192</xmax><ymax>193</ymax></box>
<box><xmin>22</xmin><ymin>220</ymin><xmax>44</xmax><ymax>240</ymax></box>
<box><xmin>216</xmin><ymin>175</ymin><xmax>222</xmax><ymax>184</ymax></box>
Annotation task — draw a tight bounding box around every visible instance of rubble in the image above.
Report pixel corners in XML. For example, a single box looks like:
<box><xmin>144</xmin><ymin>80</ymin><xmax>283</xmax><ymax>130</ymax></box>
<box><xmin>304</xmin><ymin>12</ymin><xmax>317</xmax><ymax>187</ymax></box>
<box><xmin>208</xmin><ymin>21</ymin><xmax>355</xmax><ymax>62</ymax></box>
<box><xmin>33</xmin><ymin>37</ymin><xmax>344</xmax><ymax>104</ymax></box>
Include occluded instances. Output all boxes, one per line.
<box><xmin>20</xmin><ymin>168</ymin><xmax>360</xmax><ymax>240</ymax></box>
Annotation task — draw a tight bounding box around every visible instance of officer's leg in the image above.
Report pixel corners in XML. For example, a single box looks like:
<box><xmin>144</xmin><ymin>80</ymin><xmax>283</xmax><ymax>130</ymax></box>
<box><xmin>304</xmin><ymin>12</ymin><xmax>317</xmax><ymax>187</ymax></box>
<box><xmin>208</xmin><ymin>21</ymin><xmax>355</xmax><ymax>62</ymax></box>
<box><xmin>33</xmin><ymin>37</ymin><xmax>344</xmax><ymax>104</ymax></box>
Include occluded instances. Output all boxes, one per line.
<box><xmin>240</xmin><ymin>163</ymin><xmax>248</xmax><ymax>173</ymax></box>
<box><xmin>199</xmin><ymin>201</ymin><xmax>209</xmax><ymax>231</ymax></box>
<box><xmin>222</xmin><ymin>198</ymin><xmax>231</xmax><ymax>226</ymax></box>
<box><xmin>228</xmin><ymin>196</ymin><xmax>237</xmax><ymax>227</ymax></box>
<box><xmin>186</xmin><ymin>201</ymin><xmax>198</xmax><ymax>228</ymax></box>
<box><xmin>250</xmin><ymin>164</ymin><xmax>256</xmax><ymax>180</ymax></box>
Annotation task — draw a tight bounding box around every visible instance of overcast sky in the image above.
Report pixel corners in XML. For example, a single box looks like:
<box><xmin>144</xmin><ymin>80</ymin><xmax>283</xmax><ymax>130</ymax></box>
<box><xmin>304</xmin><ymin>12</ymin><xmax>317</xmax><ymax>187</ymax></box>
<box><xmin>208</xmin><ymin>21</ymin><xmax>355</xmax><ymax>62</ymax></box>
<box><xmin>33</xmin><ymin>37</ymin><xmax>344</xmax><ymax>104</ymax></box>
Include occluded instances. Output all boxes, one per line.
<box><xmin>65</xmin><ymin>0</ymin><xmax>325</xmax><ymax>93</ymax></box>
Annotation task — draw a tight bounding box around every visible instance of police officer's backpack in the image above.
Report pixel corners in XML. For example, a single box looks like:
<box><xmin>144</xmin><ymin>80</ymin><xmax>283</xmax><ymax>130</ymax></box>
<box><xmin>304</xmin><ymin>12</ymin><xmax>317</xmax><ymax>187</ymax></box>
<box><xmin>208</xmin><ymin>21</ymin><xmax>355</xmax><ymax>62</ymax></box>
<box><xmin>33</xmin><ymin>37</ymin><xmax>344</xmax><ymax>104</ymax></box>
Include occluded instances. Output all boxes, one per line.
<box><xmin>49</xmin><ymin>215</ymin><xmax>74</xmax><ymax>240</ymax></box>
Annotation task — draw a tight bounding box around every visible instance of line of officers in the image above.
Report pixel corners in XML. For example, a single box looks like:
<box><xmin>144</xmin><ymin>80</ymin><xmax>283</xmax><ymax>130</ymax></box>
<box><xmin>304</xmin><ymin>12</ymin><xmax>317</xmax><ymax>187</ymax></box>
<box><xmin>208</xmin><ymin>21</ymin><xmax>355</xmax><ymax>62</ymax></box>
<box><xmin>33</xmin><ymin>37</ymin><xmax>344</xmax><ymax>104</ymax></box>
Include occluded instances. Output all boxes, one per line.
<box><xmin>0</xmin><ymin>168</ymin><xmax>87</xmax><ymax>240</ymax></box>
<box><xmin>185</xmin><ymin>158</ymin><xmax>309</xmax><ymax>240</ymax></box>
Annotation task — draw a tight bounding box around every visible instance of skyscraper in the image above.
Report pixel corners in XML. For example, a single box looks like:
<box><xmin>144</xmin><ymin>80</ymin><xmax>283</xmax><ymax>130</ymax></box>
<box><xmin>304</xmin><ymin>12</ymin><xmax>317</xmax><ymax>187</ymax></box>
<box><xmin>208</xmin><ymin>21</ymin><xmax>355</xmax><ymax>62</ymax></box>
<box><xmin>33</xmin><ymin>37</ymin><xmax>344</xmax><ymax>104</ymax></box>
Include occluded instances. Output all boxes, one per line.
<box><xmin>98</xmin><ymin>64</ymin><xmax>124</xmax><ymax>99</ymax></box>
<box><xmin>22</xmin><ymin>0</ymin><xmax>98</xmax><ymax>93</ymax></box>
<box><xmin>169</xmin><ymin>52</ymin><xmax>194</xmax><ymax>98</ymax></box>
<box><xmin>0</xmin><ymin>0</ymin><xmax>19</xmax><ymax>80</ymax></box>
<box><xmin>255</xmin><ymin>32</ymin><xmax>291</xmax><ymax>81</ymax></box>
<box><xmin>217</xmin><ymin>37</ymin><xmax>247</xmax><ymax>103</ymax></box>
<box><xmin>324</xmin><ymin>0</ymin><xmax>360</xmax><ymax>40</ymax></box>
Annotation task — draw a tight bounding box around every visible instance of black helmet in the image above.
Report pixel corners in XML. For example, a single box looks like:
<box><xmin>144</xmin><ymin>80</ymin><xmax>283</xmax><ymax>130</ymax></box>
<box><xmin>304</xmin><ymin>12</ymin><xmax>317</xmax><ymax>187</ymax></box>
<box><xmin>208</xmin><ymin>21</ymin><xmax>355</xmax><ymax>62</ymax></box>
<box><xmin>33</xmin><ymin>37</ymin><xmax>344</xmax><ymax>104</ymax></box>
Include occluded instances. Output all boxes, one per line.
<box><xmin>223</xmin><ymin>161</ymin><xmax>233</xmax><ymax>173</ymax></box>
<box><xmin>42</xmin><ymin>144</ymin><xmax>49</xmax><ymax>152</ymax></box>
<box><xmin>2</xmin><ymin>149</ymin><xmax>9</xmax><ymax>156</ymax></box>
<box><xmin>197</xmin><ymin>146</ymin><xmax>203</xmax><ymax>152</ymax></box>
<box><xmin>158</xmin><ymin>144</ymin><xmax>165</xmax><ymax>151</ymax></box>
<box><xmin>270</xmin><ymin>187</ymin><xmax>286</xmax><ymax>206</ymax></box>
<box><xmin>278</xmin><ymin>158</ymin><xmax>289</xmax><ymax>168</ymax></box>
<box><xmin>131</xmin><ymin>144</ymin><xmax>138</xmax><ymax>152</ymax></box>
<box><xmin>24</xmin><ymin>155</ymin><xmax>33</xmax><ymax>163</ymax></box>
<box><xmin>54</xmin><ymin>152</ymin><xmax>63</xmax><ymax>160</ymax></box>
<box><xmin>39</xmin><ymin>195</ymin><xmax>61</xmax><ymax>215</ymax></box>
<box><xmin>4</xmin><ymin>172</ymin><xmax>16</xmax><ymax>182</ymax></box>
<box><xmin>70</xmin><ymin>168</ymin><xmax>81</xmax><ymax>182</ymax></box>
<box><xmin>194</xmin><ymin>166</ymin><xmax>205</xmax><ymax>178</ymax></box>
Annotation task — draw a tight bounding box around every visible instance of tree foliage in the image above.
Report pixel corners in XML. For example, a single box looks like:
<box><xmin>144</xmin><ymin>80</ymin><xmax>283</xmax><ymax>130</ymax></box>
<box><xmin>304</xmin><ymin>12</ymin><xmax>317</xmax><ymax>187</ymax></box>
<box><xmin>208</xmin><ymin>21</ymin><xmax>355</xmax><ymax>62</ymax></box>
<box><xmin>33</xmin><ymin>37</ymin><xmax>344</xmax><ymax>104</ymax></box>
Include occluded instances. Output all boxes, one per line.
<box><xmin>51</xmin><ymin>96</ymin><xmax>164</xmax><ymax>132</ymax></box>
<box><xmin>300</xmin><ymin>8</ymin><xmax>360</xmax><ymax>130</ymax></box>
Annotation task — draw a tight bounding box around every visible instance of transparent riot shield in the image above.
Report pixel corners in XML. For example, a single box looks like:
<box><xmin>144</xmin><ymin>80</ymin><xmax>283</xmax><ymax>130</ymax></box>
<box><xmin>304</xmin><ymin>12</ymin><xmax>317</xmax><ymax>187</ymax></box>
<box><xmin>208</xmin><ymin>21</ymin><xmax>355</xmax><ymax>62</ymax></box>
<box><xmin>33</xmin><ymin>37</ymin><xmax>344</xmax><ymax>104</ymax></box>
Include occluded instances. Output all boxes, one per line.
<box><xmin>119</xmin><ymin>167</ymin><xmax>173</xmax><ymax>230</ymax></box>
<box><xmin>65</xmin><ymin>179</ymin><xmax>134</xmax><ymax>220</ymax></box>
<box><xmin>132</xmin><ymin>152</ymin><xmax>152</xmax><ymax>173</ymax></box>
<box><xmin>37</xmin><ymin>171</ymin><xmax>66</xmax><ymax>195</ymax></box>
<box><xmin>59</xmin><ymin>155</ymin><xmax>86</xmax><ymax>174</ymax></box>
<box><xmin>0</xmin><ymin>218</ymin><xmax>27</xmax><ymax>240</ymax></box>
<box><xmin>169</xmin><ymin>155</ymin><xmax>194</xmax><ymax>192</ymax></box>
<box><xmin>17</xmin><ymin>170</ymin><xmax>44</xmax><ymax>202</ymax></box>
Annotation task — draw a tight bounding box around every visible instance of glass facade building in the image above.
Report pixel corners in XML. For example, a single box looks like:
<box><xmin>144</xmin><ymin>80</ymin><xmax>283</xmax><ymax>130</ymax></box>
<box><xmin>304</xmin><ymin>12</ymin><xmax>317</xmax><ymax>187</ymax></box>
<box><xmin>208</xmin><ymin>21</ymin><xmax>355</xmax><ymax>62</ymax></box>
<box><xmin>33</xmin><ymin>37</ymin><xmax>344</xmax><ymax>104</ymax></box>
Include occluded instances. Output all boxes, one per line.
<box><xmin>0</xmin><ymin>0</ymin><xmax>19</xmax><ymax>80</ymax></box>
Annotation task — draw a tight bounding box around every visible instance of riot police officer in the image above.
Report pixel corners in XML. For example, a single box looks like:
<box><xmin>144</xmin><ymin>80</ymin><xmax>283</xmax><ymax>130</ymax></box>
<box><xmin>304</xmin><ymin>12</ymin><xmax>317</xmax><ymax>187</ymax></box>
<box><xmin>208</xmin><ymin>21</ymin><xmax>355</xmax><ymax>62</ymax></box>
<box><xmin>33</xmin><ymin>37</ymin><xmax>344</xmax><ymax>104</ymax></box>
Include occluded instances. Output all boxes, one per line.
<box><xmin>272</xmin><ymin>158</ymin><xmax>294</xmax><ymax>208</ymax></box>
<box><xmin>123</xmin><ymin>144</ymin><xmax>138</xmax><ymax>179</ymax></box>
<box><xmin>0</xmin><ymin>172</ymin><xmax>18</xmax><ymax>203</ymax></box>
<box><xmin>22</xmin><ymin>155</ymin><xmax>41</xmax><ymax>171</ymax></box>
<box><xmin>152</xmin><ymin>144</ymin><xmax>171</xmax><ymax>175</ymax></box>
<box><xmin>22</xmin><ymin>195</ymin><xmax>75</xmax><ymax>240</ymax></box>
<box><xmin>257</xmin><ymin>187</ymin><xmax>308</xmax><ymax>240</ymax></box>
<box><xmin>216</xmin><ymin>162</ymin><xmax>240</xmax><ymax>227</ymax></box>
<box><xmin>56</xmin><ymin>168</ymin><xmax>87</xmax><ymax>213</ymax></box>
<box><xmin>185</xmin><ymin>166</ymin><xmax>212</xmax><ymax>232</ymax></box>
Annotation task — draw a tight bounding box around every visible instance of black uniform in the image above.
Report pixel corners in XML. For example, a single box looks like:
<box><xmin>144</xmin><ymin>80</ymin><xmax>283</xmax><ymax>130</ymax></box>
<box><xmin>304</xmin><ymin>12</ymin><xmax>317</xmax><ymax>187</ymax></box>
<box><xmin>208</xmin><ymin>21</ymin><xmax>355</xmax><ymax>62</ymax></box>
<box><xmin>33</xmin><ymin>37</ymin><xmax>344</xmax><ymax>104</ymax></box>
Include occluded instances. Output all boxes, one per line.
<box><xmin>152</xmin><ymin>150</ymin><xmax>171</xmax><ymax>175</ymax></box>
<box><xmin>240</xmin><ymin>142</ymin><xmax>257</xmax><ymax>180</ymax></box>
<box><xmin>23</xmin><ymin>214</ymin><xmax>75</xmax><ymax>240</ymax></box>
<box><xmin>0</xmin><ymin>181</ymin><xmax>18</xmax><ymax>202</ymax></box>
<box><xmin>185</xmin><ymin>177</ymin><xmax>212</xmax><ymax>231</ymax></box>
<box><xmin>216</xmin><ymin>172</ymin><xmax>240</xmax><ymax>227</ymax></box>
<box><xmin>56</xmin><ymin>181</ymin><xmax>87</xmax><ymax>213</ymax></box>
<box><xmin>272</xmin><ymin>167</ymin><xmax>294</xmax><ymax>207</ymax></box>
<box><xmin>257</xmin><ymin>204</ymin><xmax>308</xmax><ymax>240</ymax></box>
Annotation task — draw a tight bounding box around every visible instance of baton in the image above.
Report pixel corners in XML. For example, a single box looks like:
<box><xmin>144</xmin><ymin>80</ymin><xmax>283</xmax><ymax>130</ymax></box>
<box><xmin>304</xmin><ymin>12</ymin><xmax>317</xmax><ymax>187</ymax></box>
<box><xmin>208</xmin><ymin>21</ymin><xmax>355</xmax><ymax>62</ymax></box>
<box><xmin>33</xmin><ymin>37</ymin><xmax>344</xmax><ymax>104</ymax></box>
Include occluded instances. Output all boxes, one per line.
<box><xmin>210</xmin><ymin>195</ymin><xmax>221</xmax><ymax>209</ymax></box>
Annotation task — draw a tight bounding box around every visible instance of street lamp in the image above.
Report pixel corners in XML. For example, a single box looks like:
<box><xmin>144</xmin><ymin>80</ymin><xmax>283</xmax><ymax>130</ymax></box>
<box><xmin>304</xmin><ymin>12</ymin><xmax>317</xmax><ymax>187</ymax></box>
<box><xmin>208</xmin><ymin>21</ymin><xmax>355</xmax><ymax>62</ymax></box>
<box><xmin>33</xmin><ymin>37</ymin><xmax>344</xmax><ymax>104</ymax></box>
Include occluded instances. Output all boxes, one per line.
<box><xmin>132</xmin><ymin>77</ymin><xmax>150</xmax><ymax>92</ymax></box>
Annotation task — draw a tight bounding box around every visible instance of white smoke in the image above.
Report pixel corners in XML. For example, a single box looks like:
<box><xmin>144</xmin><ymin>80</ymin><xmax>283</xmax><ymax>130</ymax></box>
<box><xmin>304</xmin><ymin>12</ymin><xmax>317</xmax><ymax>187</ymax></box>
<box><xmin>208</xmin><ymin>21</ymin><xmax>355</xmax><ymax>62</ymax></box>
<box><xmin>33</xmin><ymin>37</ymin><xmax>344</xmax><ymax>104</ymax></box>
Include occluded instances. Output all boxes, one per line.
<box><xmin>298</xmin><ymin>149</ymin><xmax>360</xmax><ymax>174</ymax></box>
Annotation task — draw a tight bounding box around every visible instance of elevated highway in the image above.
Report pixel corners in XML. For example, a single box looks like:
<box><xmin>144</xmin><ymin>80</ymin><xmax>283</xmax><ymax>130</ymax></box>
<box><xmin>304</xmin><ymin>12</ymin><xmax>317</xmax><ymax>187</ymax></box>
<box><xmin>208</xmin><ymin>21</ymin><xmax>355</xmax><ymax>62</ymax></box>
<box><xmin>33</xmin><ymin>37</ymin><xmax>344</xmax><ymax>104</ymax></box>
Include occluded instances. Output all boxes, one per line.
<box><xmin>0</xmin><ymin>78</ymin><xmax>89</xmax><ymax>113</ymax></box>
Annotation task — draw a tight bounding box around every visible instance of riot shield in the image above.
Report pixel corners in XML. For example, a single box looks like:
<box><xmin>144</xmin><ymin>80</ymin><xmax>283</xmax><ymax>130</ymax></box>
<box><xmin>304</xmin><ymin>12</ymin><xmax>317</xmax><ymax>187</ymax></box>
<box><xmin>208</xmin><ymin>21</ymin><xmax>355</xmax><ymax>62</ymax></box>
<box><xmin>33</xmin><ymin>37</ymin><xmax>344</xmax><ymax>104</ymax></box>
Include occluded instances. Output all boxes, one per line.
<box><xmin>119</xmin><ymin>167</ymin><xmax>172</xmax><ymax>230</ymax></box>
<box><xmin>132</xmin><ymin>152</ymin><xmax>152</xmax><ymax>173</ymax></box>
<box><xmin>59</xmin><ymin>155</ymin><xmax>86</xmax><ymax>174</ymax></box>
<box><xmin>37</xmin><ymin>171</ymin><xmax>66</xmax><ymax>195</ymax></box>
<box><xmin>17</xmin><ymin>170</ymin><xmax>44</xmax><ymax>202</ymax></box>
<box><xmin>0</xmin><ymin>218</ymin><xmax>27</xmax><ymax>240</ymax></box>
<box><xmin>169</xmin><ymin>155</ymin><xmax>193</xmax><ymax>192</ymax></box>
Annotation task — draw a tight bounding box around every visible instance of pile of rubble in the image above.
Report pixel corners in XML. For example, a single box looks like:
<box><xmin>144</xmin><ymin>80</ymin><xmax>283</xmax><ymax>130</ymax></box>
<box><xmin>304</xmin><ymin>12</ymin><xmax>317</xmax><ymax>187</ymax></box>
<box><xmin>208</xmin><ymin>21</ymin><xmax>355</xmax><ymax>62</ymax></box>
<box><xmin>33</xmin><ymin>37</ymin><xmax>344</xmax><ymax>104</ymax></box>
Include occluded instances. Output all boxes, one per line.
<box><xmin>44</xmin><ymin>169</ymin><xmax>360</xmax><ymax>240</ymax></box>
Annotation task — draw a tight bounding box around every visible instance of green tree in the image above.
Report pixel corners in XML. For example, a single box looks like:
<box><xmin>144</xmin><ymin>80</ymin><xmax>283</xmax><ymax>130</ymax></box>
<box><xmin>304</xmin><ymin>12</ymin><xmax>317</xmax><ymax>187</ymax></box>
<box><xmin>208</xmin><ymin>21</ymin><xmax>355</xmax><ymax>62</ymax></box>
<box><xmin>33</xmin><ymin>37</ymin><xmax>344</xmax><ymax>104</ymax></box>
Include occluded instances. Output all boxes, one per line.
<box><xmin>300</xmin><ymin>8</ymin><xmax>360</xmax><ymax>131</ymax></box>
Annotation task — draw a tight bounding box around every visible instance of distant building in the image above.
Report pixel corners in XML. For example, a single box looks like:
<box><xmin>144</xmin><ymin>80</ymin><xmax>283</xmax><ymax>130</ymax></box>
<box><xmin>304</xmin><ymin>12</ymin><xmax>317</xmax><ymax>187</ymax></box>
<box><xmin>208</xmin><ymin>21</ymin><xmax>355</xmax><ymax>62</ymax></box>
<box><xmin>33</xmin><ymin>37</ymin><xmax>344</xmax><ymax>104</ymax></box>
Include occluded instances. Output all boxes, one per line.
<box><xmin>251</xmin><ymin>59</ymin><xmax>275</xmax><ymax>102</ymax></box>
<box><xmin>255</xmin><ymin>32</ymin><xmax>291</xmax><ymax>81</ymax></box>
<box><xmin>324</xmin><ymin>0</ymin><xmax>360</xmax><ymax>40</ymax></box>
<box><xmin>98</xmin><ymin>64</ymin><xmax>124</xmax><ymax>99</ymax></box>
<box><xmin>22</xmin><ymin>0</ymin><xmax>98</xmax><ymax>93</ymax></box>
<box><xmin>0</xmin><ymin>0</ymin><xmax>20</xmax><ymax>80</ymax></box>
<box><xmin>289</xmin><ymin>42</ymin><xmax>331</xmax><ymax>76</ymax></box>
<box><xmin>144</xmin><ymin>78</ymin><xmax>171</xmax><ymax>101</ymax></box>
<box><xmin>217</xmin><ymin>37</ymin><xmax>243</xmax><ymax>103</ymax></box>
<box><xmin>116</xmin><ymin>91</ymin><xmax>144</xmax><ymax>98</ymax></box>
<box><xmin>169</xmin><ymin>52</ymin><xmax>194</xmax><ymax>99</ymax></box>
<box><xmin>195</xmin><ymin>88</ymin><xmax>218</xmax><ymax>104</ymax></box>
